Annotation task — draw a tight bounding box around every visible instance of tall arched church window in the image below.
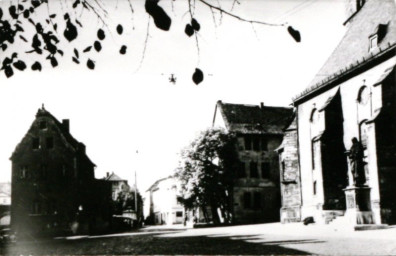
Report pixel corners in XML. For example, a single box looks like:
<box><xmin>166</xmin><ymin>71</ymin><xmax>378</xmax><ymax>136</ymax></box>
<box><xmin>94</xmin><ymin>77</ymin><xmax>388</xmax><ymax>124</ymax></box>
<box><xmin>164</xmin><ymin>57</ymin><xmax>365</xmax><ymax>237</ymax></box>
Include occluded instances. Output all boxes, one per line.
<box><xmin>357</xmin><ymin>86</ymin><xmax>370</xmax><ymax>105</ymax></box>
<box><xmin>359</xmin><ymin>120</ymin><xmax>369</xmax><ymax>183</ymax></box>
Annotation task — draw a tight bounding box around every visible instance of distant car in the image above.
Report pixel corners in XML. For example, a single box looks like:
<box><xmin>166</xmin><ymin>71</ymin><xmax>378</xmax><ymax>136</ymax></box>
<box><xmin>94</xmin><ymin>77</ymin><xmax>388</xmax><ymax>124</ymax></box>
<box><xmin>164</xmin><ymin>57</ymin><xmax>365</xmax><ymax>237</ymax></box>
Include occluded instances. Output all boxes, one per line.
<box><xmin>0</xmin><ymin>227</ymin><xmax>16</xmax><ymax>244</ymax></box>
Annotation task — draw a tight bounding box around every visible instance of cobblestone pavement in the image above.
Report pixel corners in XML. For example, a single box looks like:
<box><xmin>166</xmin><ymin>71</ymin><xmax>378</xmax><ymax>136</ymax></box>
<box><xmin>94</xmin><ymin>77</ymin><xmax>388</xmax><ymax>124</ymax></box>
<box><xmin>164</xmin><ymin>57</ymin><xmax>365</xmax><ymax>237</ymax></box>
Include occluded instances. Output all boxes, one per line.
<box><xmin>2</xmin><ymin>223</ymin><xmax>396</xmax><ymax>255</ymax></box>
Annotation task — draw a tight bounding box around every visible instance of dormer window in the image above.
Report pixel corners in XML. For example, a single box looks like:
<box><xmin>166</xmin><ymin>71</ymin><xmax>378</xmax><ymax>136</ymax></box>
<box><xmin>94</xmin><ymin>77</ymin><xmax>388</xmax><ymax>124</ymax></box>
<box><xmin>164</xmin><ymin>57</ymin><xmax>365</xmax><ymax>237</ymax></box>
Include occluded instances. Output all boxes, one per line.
<box><xmin>369</xmin><ymin>34</ymin><xmax>378</xmax><ymax>51</ymax></box>
<box><xmin>369</xmin><ymin>23</ymin><xmax>388</xmax><ymax>51</ymax></box>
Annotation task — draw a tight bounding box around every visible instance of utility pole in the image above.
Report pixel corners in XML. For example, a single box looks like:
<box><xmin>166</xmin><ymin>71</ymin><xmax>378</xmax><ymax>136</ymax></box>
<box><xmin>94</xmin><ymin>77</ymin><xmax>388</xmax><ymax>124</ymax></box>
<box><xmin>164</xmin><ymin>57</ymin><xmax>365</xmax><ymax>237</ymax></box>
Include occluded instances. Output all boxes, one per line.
<box><xmin>135</xmin><ymin>150</ymin><xmax>138</xmax><ymax>214</ymax></box>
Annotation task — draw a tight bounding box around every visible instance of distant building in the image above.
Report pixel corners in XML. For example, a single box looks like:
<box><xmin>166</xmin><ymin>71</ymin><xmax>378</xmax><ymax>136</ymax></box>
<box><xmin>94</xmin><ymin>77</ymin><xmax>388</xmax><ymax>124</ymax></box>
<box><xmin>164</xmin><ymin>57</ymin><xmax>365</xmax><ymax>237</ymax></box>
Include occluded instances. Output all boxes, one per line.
<box><xmin>145</xmin><ymin>176</ymin><xmax>184</xmax><ymax>225</ymax></box>
<box><xmin>286</xmin><ymin>0</ymin><xmax>396</xmax><ymax>225</ymax></box>
<box><xmin>212</xmin><ymin>101</ymin><xmax>293</xmax><ymax>223</ymax></box>
<box><xmin>10</xmin><ymin>106</ymin><xmax>112</xmax><ymax>237</ymax></box>
<box><xmin>0</xmin><ymin>182</ymin><xmax>11</xmax><ymax>226</ymax></box>
<box><xmin>103</xmin><ymin>172</ymin><xmax>130</xmax><ymax>201</ymax></box>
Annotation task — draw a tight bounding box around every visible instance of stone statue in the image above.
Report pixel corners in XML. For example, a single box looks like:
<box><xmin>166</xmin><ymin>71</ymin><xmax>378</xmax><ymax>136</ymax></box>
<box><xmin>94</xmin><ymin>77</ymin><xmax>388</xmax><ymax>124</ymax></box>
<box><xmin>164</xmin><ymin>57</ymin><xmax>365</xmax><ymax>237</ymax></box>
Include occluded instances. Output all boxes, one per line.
<box><xmin>348</xmin><ymin>137</ymin><xmax>366</xmax><ymax>186</ymax></box>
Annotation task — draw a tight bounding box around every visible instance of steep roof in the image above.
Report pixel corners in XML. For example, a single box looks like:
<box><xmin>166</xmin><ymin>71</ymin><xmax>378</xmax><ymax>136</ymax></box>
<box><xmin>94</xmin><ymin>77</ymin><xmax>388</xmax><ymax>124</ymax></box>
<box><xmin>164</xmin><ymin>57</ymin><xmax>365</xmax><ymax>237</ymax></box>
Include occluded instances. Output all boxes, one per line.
<box><xmin>146</xmin><ymin>175</ymin><xmax>173</xmax><ymax>192</ymax></box>
<box><xmin>294</xmin><ymin>0</ymin><xmax>396</xmax><ymax>103</ymax></box>
<box><xmin>104</xmin><ymin>172</ymin><xmax>126</xmax><ymax>181</ymax></box>
<box><xmin>10</xmin><ymin>107</ymin><xmax>95</xmax><ymax>167</ymax></box>
<box><xmin>215</xmin><ymin>101</ymin><xmax>293</xmax><ymax>135</ymax></box>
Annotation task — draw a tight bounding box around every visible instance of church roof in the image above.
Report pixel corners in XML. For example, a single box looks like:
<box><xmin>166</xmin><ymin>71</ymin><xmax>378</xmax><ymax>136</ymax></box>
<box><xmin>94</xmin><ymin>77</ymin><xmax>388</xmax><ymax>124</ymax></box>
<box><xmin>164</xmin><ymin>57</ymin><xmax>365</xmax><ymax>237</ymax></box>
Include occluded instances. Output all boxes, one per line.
<box><xmin>215</xmin><ymin>101</ymin><xmax>293</xmax><ymax>135</ymax></box>
<box><xmin>294</xmin><ymin>0</ymin><xmax>396</xmax><ymax>103</ymax></box>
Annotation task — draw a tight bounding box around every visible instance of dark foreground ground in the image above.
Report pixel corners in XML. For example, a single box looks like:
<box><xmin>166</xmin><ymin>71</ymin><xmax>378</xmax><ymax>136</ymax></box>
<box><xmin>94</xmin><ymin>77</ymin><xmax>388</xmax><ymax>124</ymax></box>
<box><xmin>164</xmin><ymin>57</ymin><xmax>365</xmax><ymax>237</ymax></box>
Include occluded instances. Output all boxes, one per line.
<box><xmin>1</xmin><ymin>223</ymin><xmax>396</xmax><ymax>255</ymax></box>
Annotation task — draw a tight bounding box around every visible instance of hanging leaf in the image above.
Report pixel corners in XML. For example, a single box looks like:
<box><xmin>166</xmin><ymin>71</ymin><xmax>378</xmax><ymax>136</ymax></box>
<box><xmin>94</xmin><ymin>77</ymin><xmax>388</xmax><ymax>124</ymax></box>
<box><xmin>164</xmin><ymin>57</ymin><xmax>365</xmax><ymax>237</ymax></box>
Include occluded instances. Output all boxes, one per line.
<box><xmin>192</xmin><ymin>68</ymin><xmax>204</xmax><ymax>85</ymax></box>
<box><xmin>94</xmin><ymin>41</ymin><xmax>102</xmax><ymax>52</ymax></box>
<box><xmin>0</xmin><ymin>8</ymin><xmax>3</xmax><ymax>19</ymax></box>
<box><xmin>75</xmin><ymin>19</ymin><xmax>83</xmax><ymax>27</ymax></box>
<box><xmin>185</xmin><ymin>24</ymin><xmax>194</xmax><ymax>37</ymax></box>
<box><xmin>32</xmin><ymin>0</ymin><xmax>40</xmax><ymax>8</ymax></box>
<box><xmin>18</xmin><ymin>4</ymin><xmax>24</xmax><ymax>11</ymax></box>
<box><xmin>31</xmin><ymin>61</ymin><xmax>42</xmax><ymax>71</ymax></box>
<box><xmin>87</xmin><ymin>59</ymin><xmax>95</xmax><ymax>70</ymax></box>
<box><xmin>19</xmin><ymin>35</ymin><xmax>28</xmax><ymax>42</ymax></box>
<box><xmin>72</xmin><ymin>0</ymin><xmax>80</xmax><ymax>8</ymax></box>
<box><xmin>1</xmin><ymin>44</ymin><xmax>7</xmax><ymax>51</ymax></box>
<box><xmin>72</xmin><ymin>57</ymin><xmax>80</xmax><ymax>64</ymax></box>
<box><xmin>145</xmin><ymin>0</ymin><xmax>171</xmax><ymax>31</ymax></box>
<box><xmin>116</xmin><ymin>24</ymin><xmax>123</xmax><ymax>35</ymax></box>
<box><xmin>97</xmin><ymin>29</ymin><xmax>105</xmax><ymax>40</ymax></box>
<box><xmin>57</xmin><ymin>49</ymin><xmax>64</xmax><ymax>56</ymax></box>
<box><xmin>13</xmin><ymin>60</ymin><xmax>27</xmax><ymax>71</ymax></box>
<box><xmin>191</xmin><ymin>18</ymin><xmax>200</xmax><ymax>31</ymax></box>
<box><xmin>74</xmin><ymin>48</ymin><xmax>79</xmax><ymax>59</ymax></box>
<box><xmin>23</xmin><ymin>9</ymin><xmax>30</xmax><ymax>18</ymax></box>
<box><xmin>64</xmin><ymin>20</ymin><xmax>78</xmax><ymax>42</ymax></box>
<box><xmin>83</xmin><ymin>46</ymin><xmax>92</xmax><ymax>52</ymax></box>
<box><xmin>119</xmin><ymin>45</ymin><xmax>127</xmax><ymax>55</ymax></box>
<box><xmin>50</xmin><ymin>57</ymin><xmax>58</xmax><ymax>67</ymax></box>
<box><xmin>4</xmin><ymin>66</ymin><xmax>14</xmax><ymax>78</ymax></box>
<box><xmin>287</xmin><ymin>26</ymin><xmax>301</xmax><ymax>43</ymax></box>
<box><xmin>49</xmin><ymin>14</ymin><xmax>56</xmax><ymax>19</ymax></box>
<box><xmin>9</xmin><ymin>6</ymin><xmax>17</xmax><ymax>19</ymax></box>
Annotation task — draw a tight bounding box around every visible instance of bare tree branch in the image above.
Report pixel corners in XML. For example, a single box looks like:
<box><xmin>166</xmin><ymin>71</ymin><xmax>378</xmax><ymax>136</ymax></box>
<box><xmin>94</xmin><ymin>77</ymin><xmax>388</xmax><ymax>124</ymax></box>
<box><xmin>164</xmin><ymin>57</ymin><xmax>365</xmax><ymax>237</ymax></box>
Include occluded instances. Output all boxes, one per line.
<box><xmin>198</xmin><ymin>0</ymin><xmax>285</xmax><ymax>27</ymax></box>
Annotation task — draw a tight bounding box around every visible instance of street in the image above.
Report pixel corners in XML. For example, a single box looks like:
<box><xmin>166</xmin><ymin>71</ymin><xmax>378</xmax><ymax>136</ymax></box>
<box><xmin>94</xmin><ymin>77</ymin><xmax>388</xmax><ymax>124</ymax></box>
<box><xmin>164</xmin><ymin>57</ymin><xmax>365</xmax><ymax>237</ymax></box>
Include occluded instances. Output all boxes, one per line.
<box><xmin>2</xmin><ymin>223</ymin><xmax>396</xmax><ymax>255</ymax></box>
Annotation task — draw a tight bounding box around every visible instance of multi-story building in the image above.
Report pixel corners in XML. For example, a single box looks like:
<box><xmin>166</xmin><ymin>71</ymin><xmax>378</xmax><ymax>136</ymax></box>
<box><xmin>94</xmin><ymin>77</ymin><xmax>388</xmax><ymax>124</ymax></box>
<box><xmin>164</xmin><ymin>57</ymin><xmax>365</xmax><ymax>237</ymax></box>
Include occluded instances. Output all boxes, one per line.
<box><xmin>145</xmin><ymin>176</ymin><xmax>185</xmax><ymax>225</ymax></box>
<box><xmin>285</xmin><ymin>0</ymin><xmax>396</xmax><ymax>226</ymax></box>
<box><xmin>103</xmin><ymin>172</ymin><xmax>130</xmax><ymax>201</ymax></box>
<box><xmin>0</xmin><ymin>182</ymin><xmax>11</xmax><ymax>226</ymax></box>
<box><xmin>10</xmin><ymin>106</ymin><xmax>112</xmax><ymax>237</ymax></box>
<box><xmin>212</xmin><ymin>101</ymin><xmax>293</xmax><ymax>223</ymax></box>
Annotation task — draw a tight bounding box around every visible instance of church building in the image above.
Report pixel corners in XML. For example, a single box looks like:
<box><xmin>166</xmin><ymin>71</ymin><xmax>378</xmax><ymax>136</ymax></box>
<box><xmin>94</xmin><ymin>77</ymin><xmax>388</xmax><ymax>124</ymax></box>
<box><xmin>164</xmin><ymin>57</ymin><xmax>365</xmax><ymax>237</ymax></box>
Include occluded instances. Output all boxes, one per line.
<box><xmin>280</xmin><ymin>0</ymin><xmax>396</xmax><ymax>226</ymax></box>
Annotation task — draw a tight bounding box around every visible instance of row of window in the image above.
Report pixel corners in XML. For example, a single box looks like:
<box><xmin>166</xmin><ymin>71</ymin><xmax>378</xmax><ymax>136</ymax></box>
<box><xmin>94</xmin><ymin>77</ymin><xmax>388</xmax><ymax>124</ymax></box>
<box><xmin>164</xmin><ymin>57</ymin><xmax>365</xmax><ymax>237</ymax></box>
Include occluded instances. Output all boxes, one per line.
<box><xmin>237</xmin><ymin>161</ymin><xmax>270</xmax><ymax>179</ymax></box>
<box><xmin>18</xmin><ymin>165</ymin><xmax>77</xmax><ymax>180</ymax></box>
<box><xmin>243</xmin><ymin>192</ymin><xmax>262</xmax><ymax>210</ymax></box>
<box><xmin>243</xmin><ymin>136</ymin><xmax>268</xmax><ymax>151</ymax></box>
<box><xmin>32</xmin><ymin>137</ymin><xmax>54</xmax><ymax>150</ymax></box>
<box><xmin>31</xmin><ymin>200</ymin><xmax>58</xmax><ymax>215</ymax></box>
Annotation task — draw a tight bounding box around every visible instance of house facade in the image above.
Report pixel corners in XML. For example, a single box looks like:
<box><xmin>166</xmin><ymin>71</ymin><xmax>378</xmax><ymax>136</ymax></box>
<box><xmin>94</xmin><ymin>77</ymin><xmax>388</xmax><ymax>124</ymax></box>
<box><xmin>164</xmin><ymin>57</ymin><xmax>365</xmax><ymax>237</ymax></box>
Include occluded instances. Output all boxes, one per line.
<box><xmin>286</xmin><ymin>0</ymin><xmax>396</xmax><ymax>225</ymax></box>
<box><xmin>145</xmin><ymin>176</ymin><xmax>185</xmax><ymax>225</ymax></box>
<box><xmin>213</xmin><ymin>101</ymin><xmax>293</xmax><ymax>223</ymax></box>
<box><xmin>10</xmin><ymin>106</ymin><xmax>112</xmax><ymax>237</ymax></box>
<box><xmin>0</xmin><ymin>182</ymin><xmax>11</xmax><ymax>226</ymax></box>
<box><xmin>103</xmin><ymin>172</ymin><xmax>130</xmax><ymax>201</ymax></box>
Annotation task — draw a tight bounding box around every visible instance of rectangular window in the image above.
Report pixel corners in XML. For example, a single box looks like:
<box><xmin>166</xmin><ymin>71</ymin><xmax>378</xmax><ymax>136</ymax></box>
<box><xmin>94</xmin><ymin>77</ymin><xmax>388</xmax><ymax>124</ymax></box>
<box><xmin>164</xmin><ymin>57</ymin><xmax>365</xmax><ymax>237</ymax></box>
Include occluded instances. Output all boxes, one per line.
<box><xmin>237</xmin><ymin>161</ymin><xmax>246</xmax><ymax>178</ymax></box>
<box><xmin>253</xmin><ymin>136</ymin><xmax>260</xmax><ymax>151</ymax></box>
<box><xmin>39</xmin><ymin>120</ymin><xmax>47</xmax><ymax>130</ymax></box>
<box><xmin>41</xmin><ymin>165</ymin><xmax>47</xmax><ymax>178</ymax></box>
<box><xmin>243</xmin><ymin>192</ymin><xmax>251</xmax><ymax>209</ymax></box>
<box><xmin>176</xmin><ymin>211</ymin><xmax>183</xmax><ymax>217</ymax></box>
<box><xmin>46</xmin><ymin>137</ymin><xmax>54</xmax><ymax>149</ymax></box>
<box><xmin>245</xmin><ymin>136</ymin><xmax>252</xmax><ymax>150</ymax></box>
<box><xmin>20</xmin><ymin>166</ymin><xmax>28</xmax><ymax>179</ymax></box>
<box><xmin>261</xmin><ymin>162</ymin><xmax>270</xmax><ymax>179</ymax></box>
<box><xmin>250</xmin><ymin>162</ymin><xmax>258</xmax><ymax>178</ymax></box>
<box><xmin>261</xmin><ymin>138</ymin><xmax>268</xmax><ymax>151</ymax></box>
<box><xmin>32</xmin><ymin>137</ymin><xmax>40</xmax><ymax>149</ymax></box>
<box><xmin>281</xmin><ymin>161</ymin><xmax>286</xmax><ymax>179</ymax></box>
<box><xmin>253</xmin><ymin>192</ymin><xmax>261</xmax><ymax>210</ymax></box>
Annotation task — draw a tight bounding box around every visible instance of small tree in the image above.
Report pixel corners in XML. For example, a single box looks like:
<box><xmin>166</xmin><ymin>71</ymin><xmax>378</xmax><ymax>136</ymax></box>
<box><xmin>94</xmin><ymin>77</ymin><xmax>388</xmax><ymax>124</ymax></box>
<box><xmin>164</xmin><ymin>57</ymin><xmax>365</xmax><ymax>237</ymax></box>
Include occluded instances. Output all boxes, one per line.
<box><xmin>175</xmin><ymin>127</ymin><xmax>238</xmax><ymax>224</ymax></box>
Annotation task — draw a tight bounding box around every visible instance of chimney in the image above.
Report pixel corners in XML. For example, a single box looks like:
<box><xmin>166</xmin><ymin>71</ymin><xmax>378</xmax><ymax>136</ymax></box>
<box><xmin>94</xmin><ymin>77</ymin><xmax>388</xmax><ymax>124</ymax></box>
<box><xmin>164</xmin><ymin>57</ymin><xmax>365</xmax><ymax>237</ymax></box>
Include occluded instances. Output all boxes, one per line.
<box><xmin>260</xmin><ymin>102</ymin><xmax>265</xmax><ymax>108</ymax></box>
<box><xmin>106</xmin><ymin>172</ymin><xmax>109</xmax><ymax>178</ymax></box>
<box><xmin>62</xmin><ymin>119</ymin><xmax>70</xmax><ymax>133</ymax></box>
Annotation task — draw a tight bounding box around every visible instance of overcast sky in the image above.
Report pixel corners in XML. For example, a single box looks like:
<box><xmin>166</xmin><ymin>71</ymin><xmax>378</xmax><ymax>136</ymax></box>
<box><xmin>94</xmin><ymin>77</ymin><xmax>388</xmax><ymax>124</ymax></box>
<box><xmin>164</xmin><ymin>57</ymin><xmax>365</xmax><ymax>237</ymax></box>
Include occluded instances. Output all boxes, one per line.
<box><xmin>0</xmin><ymin>0</ymin><xmax>346</xmax><ymax>192</ymax></box>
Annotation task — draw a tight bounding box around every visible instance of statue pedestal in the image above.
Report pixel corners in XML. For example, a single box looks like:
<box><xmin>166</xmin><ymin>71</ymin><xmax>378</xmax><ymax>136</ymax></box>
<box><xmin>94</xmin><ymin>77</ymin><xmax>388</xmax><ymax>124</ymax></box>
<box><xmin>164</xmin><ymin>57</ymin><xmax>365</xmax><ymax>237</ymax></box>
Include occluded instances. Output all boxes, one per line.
<box><xmin>343</xmin><ymin>186</ymin><xmax>374</xmax><ymax>225</ymax></box>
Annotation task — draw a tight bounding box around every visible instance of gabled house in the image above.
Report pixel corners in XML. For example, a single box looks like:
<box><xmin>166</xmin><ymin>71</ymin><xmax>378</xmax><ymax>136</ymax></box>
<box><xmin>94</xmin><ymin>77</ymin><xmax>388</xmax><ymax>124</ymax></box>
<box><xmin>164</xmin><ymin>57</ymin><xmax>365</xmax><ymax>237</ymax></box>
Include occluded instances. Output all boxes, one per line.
<box><xmin>213</xmin><ymin>101</ymin><xmax>293</xmax><ymax>223</ymax></box>
<box><xmin>288</xmin><ymin>0</ymin><xmax>396</xmax><ymax>226</ymax></box>
<box><xmin>103</xmin><ymin>172</ymin><xmax>130</xmax><ymax>201</ymax></box>
<box><xmin>10</xmin><ymin>106</ymin><xmax>112</xmax><ymax>237</ymax></box>
<box><xmin>145</xmin><ymin>176</ymin><xmax>185</xmax><ymax>225</ymax></box>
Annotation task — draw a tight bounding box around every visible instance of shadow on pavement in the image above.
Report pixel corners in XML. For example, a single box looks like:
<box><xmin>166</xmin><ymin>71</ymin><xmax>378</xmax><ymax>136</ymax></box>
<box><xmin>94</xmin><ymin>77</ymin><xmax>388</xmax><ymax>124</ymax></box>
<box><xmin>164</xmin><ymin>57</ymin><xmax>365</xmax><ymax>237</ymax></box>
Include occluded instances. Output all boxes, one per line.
<box><xmin>1</xmin><ymin>230</ymin><xmax>315</xmax><ymax>255</ymax></box>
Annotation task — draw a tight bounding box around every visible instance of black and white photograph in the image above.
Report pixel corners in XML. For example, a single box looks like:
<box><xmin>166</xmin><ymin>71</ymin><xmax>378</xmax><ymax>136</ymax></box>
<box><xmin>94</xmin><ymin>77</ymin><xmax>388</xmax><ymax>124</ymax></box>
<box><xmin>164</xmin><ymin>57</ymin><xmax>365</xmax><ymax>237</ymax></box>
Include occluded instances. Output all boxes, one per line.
<box><xmin>0</xmin><ymin>0</ymin><xmax>395</xmax><ymax>254</ymax></box>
